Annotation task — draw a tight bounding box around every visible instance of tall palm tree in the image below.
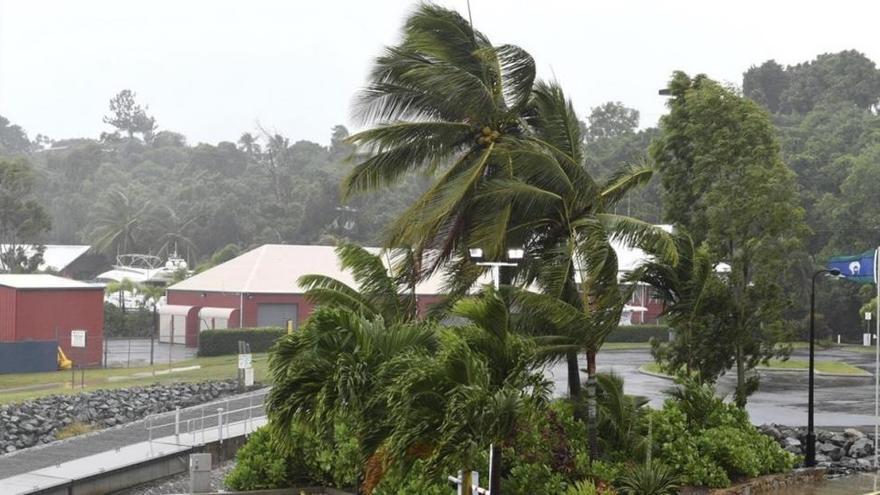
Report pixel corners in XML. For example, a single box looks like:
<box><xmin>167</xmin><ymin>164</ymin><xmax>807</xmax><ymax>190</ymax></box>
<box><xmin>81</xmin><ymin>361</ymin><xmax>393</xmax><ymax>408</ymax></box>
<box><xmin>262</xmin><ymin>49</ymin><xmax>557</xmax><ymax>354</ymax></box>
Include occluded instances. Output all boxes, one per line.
<box><xmin>89</xmin><ymin>189</ymin><xmax>152</xmax><ymax>256</ymax></box>
<box><xmin>344</xmin><ymin>3</ymin><xmax>538</xmax><ymax>270</ymax></box>
<box><xmin>298</xmin><ymin>243</ymin><xmax>420</xmax><ymax>325</ymax></box>
<box><xmin>482</xmin><ymin>81</ymin><xmax>677</xmax><ymax>455</ymax></box>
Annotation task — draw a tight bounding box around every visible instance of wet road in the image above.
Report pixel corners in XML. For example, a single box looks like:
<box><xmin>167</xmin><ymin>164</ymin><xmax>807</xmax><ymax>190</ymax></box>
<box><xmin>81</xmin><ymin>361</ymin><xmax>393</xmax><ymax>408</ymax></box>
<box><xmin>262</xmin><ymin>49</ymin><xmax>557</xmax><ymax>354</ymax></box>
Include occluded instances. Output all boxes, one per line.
<box><xmin>545</xmin><ymin>347</ymin><xmax>880</xmax><ymax>428</ymax></box>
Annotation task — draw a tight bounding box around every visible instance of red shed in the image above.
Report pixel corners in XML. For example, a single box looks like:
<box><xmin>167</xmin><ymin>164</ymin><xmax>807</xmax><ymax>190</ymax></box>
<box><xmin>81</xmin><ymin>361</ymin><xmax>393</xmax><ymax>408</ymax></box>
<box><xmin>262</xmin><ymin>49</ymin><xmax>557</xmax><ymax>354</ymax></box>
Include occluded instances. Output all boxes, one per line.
<box><xmin>0</xmin><ymin>274</ymin><xmax>104</xmax><ymax>367</ymax></box>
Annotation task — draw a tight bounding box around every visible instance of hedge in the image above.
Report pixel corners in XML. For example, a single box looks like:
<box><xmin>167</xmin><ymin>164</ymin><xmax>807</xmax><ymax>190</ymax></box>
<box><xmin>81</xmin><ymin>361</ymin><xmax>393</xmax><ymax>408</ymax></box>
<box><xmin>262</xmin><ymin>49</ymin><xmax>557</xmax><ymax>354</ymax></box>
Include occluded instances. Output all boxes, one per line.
<box><xmin>198</xmin><ymin>327</ymin><xmax>287</xmax><ymax>356</ymax></box>
<box><xmin>605</xmin><ymin>324</ymin><xmax>671</xmax><ymax>343</ymax></box>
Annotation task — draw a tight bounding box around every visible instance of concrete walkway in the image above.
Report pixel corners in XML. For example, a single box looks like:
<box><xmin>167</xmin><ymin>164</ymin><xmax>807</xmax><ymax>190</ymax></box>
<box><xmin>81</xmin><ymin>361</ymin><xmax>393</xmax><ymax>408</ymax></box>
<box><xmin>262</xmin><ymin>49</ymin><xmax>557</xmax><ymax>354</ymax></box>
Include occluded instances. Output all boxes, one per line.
<box><xmin>0</xmin><ymin>388</ymin><xmax>268</xmax><ymax>493</ymax></box>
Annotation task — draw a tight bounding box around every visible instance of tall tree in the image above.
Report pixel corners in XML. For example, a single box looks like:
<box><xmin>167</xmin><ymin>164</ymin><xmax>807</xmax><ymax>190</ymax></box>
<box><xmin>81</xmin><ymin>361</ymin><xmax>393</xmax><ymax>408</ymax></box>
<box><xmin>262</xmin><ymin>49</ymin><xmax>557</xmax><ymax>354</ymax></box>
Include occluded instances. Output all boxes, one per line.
<box><xmin>743</xmin><ymin>60</ymin><xmax>788</xmax><ymax>113</ymax></box>
<box><xmin>584</xmin><ymin>102</ymin><xmax>639</xmax><ymax>142</ymax></box>
<box><xmin>88</xmin><ymin>189</ymin><xmax>152</xmax><ymax>256</ymax></box>
<box><xmin>0</xmin><ymin>157</ymin><xmax>51</xmax><ymax>272</ymax></box>
<box><xmin>0</xmin><ymin>115</ymin><xmax>32</xmax><ymax>155</ymax></box>
<box><xmin>650</xmin><ymin>71</ymin><xmax>808</xmax><ymax>406</ymax></box>
<box><xmin>344</xmin><ymin>3</ymin><xmax>537</xmax><ymax>269</ymax></box>
<box><xmin>103</xmin><ymin>89</ymin><xmax>157</xmax><ymax>140</ymax></box>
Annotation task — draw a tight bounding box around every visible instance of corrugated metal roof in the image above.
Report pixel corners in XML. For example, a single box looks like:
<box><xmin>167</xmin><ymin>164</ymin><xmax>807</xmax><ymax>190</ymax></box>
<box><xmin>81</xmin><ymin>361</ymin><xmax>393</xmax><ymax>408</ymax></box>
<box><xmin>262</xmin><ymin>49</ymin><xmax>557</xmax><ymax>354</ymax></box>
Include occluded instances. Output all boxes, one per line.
<box><xmin>167</xmin><ymin>242</ymin><xmax>658</xmax><ymax>296</ymax></box>
<box><xmin>0</xmin><ymin>274</ymin><xmax>102</xmax><ymax>290</ymax></box>
<box><xmin>0</xmin><ymin>245</ymin><xmax>91</xmax><ymax>272</ymax></box>
<box><xmin>168</xmin><ymin>244</ymin><xmax>452</xmax><ymax>295</ymax></box>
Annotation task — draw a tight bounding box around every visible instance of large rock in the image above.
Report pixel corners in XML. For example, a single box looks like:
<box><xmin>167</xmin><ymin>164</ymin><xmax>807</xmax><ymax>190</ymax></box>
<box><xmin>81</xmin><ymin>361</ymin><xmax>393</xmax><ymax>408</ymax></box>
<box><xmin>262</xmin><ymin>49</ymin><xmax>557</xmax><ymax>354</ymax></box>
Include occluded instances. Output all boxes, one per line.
<box><xmin>849</xmin><ymin>437</ymin><xmax>873</xmax><ymax>458</ymax></box>
<box><xmin>0</xmin><ymin>380</ymin><xmax>242</xmax><ymax>455</ymax></box>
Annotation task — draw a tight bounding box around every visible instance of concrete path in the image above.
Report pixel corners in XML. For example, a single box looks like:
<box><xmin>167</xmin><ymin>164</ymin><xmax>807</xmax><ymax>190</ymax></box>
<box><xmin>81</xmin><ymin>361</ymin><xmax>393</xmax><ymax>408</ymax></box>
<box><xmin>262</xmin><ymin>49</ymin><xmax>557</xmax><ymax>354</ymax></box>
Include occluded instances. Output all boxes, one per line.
<box><xmin>0</xmin><ymin>388</ymin><xmax>268</xmax><ymax>482</ymax></box>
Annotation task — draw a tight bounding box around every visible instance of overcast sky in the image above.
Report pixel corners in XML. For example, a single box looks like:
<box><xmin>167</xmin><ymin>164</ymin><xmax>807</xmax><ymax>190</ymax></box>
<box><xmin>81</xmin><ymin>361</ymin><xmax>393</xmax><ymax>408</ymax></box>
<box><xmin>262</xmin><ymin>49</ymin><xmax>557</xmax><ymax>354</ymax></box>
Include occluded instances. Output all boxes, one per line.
<box><xmin>1</xmin><ymin>0</ymin><xmax>878</xmax><ymax>146</ymax></box>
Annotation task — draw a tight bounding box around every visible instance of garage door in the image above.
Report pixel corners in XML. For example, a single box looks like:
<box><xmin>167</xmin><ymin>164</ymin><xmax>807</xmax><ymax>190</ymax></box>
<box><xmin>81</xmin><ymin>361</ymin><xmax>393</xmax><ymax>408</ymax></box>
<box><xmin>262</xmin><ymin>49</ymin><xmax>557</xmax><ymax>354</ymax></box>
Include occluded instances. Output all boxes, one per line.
<box><xmin>257</xmin><ymin>303</ymin><xmax>298</xmax><ymax>328</ymax></box>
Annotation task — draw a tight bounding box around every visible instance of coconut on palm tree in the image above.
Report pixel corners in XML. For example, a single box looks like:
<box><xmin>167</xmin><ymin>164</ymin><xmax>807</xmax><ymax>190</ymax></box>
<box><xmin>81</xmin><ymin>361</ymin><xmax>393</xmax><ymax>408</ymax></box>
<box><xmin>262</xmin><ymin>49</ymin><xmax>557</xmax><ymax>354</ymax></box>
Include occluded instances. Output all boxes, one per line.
<box><xmin>344</xmin><ymin>3</ymin><xmax>539</xmax><ymax>270</ymax></box>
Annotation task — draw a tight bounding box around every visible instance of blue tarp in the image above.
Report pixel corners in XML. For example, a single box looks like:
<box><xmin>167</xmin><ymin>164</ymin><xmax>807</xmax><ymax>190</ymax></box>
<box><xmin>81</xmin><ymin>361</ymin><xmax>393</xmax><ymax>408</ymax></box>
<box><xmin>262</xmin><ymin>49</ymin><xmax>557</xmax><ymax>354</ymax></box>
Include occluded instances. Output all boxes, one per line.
<box><xmin>0</xmin><ymin>340</ymin><xmax>57</xmax><ymax>373</ymax></box>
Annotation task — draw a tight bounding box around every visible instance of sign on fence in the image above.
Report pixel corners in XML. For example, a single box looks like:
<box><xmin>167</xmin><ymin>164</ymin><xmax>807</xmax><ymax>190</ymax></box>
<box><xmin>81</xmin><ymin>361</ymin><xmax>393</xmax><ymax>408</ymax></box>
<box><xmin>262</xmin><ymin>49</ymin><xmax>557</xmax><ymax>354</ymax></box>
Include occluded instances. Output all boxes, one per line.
<box><xmin>71</xmin><ymin>330</ymin><xmax>87</xmax><ymax>348</ymax></box>
<box><xmin>238</xmin><ymin>353</ymin><xmax>252</xmax><ymax>370</ymax></box>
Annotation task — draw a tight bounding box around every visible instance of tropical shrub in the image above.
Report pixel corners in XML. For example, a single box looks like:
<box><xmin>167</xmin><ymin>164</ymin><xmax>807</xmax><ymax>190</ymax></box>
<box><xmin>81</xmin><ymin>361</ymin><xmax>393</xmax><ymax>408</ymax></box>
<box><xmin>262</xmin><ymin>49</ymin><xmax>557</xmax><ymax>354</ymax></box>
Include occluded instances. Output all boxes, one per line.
<box><xmin>225</xmin><ymin>427</ymin><xmax>296</xmax><ymax>490</ymax></box>
<box><xmin>616</xmin><ymin>461</ymin><xmax>680</xmax><ymax>495</ymax></box>
<box><xmin>649</xmin><ymin>378</ymin><xmax>796</xmax><ymax>487</ymax></box>
<box><xmin>197</xmin><ymin>327</ymin><xmax>285</xmax><ymax>356</ymax></box>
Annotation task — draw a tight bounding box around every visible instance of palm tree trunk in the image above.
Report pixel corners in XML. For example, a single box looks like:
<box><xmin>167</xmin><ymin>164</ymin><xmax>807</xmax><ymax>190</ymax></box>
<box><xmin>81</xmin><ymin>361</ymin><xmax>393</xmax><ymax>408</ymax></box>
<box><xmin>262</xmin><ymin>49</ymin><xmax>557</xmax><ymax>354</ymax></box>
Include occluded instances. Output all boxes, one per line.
<box><xmin>566</xmin><ymin>351</ymin><xmax>582</xmax><ymax>416</ymax></box>
<box><xmin>488</xmin><ymin>443</ymin><xmax>501</xmax><ymax>495</ymax></box>
<box><xmin>585</xmin><ymin>349</ymin><xmax>599</xmax><ymax>461</ymax></box>
<box><xmin>734</xmin><ymin>342</ymin><xmax>746</xmax><ymax>408</ymax></box>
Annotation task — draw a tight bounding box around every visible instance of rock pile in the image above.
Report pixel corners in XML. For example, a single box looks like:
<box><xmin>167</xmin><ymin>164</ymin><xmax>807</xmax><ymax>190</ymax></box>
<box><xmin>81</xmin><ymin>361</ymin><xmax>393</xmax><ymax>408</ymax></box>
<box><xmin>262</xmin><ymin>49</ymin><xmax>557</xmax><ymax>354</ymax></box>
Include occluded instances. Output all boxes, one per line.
<box><xmin>760</xmin><ymin>423</ymin><xmax>877</xmax><ymax>476</ymax></box>
<box><xmin>0</xmin><ymin>381</ymin><xmax>240</xmax><ymax>454</ymax></box>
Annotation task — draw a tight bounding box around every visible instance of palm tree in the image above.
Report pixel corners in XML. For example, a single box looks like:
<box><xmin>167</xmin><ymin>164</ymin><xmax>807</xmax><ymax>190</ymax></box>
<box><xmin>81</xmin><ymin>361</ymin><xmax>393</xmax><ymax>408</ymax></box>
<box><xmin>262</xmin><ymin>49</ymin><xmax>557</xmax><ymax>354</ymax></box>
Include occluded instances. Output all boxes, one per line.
<box><xmin>138</xmin><ymin>284</ymin><xmax>165</xmax><ymax>366</ymax></box>
<box><xmin>344</xmin><ymin>3</ymin><xmax>538</xmax><ymax>269</ymax></box>
<box><xmin>266</xmin><ymin>307</ymin><xmax>439</xmax><ymax>493</ymax></box>
<box><xmin>105</xmin><ymin>278</ymin><xmax>139</xmax><ymax>336</ymax></box>
<box><xmin>89</xmin><ymin>189</ymin><xmax>152</xmax><ymax>256</ymax></box>
<box><xmin>149</xmin><ymin>205</ymin><xmax>200</xmax><ymax>263</ymax></box>
<box><xmin>485</xmin><ymin>81</ymin><xmax>676</xmax><ymax>455</ymax></box>
<box><xmin>634</xmin><ymin>231</ymin><xmax>730</xmax><ymax>380</ymax></box>
<box><xmin>384</xmin><ymin>287</ymin><xmax>550</xmax><ymax>494</ymax></box>
<box><xmin>298</xmin><ymin>243</ymin><xmax>420</xmax><ymax>325</ymax></box>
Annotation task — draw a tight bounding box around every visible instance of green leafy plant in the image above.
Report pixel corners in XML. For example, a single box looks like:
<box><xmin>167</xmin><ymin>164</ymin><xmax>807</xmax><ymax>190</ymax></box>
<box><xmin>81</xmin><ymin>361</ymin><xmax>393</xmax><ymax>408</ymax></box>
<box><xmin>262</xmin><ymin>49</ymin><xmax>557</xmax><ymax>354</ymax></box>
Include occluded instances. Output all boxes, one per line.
<box><xmin>616</xmin><ymin>461</ymin><xmax>680</xmax><ymax>495</ymax></box>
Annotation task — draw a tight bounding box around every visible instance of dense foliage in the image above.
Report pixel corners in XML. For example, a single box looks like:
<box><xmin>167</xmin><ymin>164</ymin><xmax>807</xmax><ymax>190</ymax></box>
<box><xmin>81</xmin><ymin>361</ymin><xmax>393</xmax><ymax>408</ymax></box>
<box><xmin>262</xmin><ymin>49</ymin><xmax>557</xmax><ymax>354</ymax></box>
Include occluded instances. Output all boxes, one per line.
<box><xmin>197</xmin><ymin>328</ymin><xmax>286</xmax><ymax>356</ymax></box>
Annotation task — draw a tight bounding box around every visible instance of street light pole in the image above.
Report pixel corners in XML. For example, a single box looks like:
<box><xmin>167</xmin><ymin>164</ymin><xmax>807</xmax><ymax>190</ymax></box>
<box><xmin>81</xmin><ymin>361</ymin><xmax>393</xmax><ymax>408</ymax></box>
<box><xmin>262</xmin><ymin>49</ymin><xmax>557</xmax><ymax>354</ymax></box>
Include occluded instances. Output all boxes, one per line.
<box><xmin>806</xmin><ymin>268</ymin><xmax>840</xmax><ymax>467</ymax></box>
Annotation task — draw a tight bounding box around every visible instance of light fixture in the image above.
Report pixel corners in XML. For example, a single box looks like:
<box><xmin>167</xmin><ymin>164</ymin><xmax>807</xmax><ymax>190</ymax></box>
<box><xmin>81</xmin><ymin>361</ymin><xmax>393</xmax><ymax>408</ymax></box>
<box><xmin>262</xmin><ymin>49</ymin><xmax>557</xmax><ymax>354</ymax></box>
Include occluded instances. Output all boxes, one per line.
<box><xmin>468</xmin><ymin>247</ymin><xmax>484</xmax><ymax>260</ymax></box>
<box><xmin>507</xmin><ymin>248</ymin><xmax>524</xmax><ymax>261</ymax></box>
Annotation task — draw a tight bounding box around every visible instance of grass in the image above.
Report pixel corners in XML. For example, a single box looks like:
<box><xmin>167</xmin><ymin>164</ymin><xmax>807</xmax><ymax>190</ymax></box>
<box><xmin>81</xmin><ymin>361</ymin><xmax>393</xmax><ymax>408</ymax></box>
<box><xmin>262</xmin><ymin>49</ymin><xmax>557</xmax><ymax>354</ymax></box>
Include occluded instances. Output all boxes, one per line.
<box><xmin>0</xmin><ymin>353</ymin><xmax>270</xmax><ymax>404</ymax></box>
<box><xmin>602</xmin><ymin>342</ymin><xmax>653</xmax><ymax>351</ymax></box>
<box><xmin>761</xmin><ymin>359</ymin><xmax>869</xmax><ymax>375</ymax></box>
<box><xmin>640</xmin><ymin>359</ymin><xmax>868</xmax><ymax>377</ymax></box>
<box><xmin>55</xmin><ymin>421</ymin><xmax>96</xmax><ymax>440</ymax></box>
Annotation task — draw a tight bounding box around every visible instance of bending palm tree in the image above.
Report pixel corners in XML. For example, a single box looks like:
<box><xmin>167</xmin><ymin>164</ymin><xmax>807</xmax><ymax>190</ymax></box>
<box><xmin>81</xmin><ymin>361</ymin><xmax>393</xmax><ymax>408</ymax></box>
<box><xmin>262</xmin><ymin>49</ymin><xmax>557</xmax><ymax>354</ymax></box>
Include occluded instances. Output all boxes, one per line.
<box><xmin>89</xmin><ymin>189</ymin><xmax>152</xmax><ymax>256</ymax></box>
<box><xmin>487</xmin><ymin>81</ymin><xmax>676</xmax><ymax>455</ymax></box>
<box><xmin>344</xmin><ymin>4</ymin><xmax>537</xmax><ymax>269</ymax></box>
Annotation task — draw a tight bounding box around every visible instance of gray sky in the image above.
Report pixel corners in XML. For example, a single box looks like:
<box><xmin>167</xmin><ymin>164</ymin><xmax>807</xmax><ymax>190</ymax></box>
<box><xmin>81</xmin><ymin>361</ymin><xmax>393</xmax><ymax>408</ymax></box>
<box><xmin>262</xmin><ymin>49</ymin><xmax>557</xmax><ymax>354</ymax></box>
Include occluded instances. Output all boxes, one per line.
<box><xmin>1</xmin><ymin>0</ymin><xmax>878</xmax><ymax>146</ymax></box>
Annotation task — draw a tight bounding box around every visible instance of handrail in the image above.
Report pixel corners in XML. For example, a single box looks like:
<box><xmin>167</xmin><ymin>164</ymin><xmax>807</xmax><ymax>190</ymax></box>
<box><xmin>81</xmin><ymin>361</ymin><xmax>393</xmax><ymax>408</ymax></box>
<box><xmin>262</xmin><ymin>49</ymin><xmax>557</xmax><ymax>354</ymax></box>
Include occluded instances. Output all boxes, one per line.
<box><xmin>143</xmin><ymin>390</ymin><xmax>269</xmax><ymax>443</ymax></box>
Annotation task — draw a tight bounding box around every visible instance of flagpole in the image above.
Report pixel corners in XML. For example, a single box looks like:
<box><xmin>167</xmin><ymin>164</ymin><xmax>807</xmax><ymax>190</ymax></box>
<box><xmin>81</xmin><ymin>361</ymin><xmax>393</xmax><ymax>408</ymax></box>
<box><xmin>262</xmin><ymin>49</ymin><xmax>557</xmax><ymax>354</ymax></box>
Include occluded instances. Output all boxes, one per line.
<box><xmin>874</xmin><ymin>246</ymin><xmax>879</xmax><ymax>469</ymax></box>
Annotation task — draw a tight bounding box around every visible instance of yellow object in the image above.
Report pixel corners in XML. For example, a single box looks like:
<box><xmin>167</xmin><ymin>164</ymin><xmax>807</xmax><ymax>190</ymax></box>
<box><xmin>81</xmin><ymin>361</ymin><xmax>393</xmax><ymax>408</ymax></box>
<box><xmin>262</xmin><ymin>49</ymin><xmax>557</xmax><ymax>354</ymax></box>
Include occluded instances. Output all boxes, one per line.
<box><xmin>57</xmin><ymin>347</ymin><xmax>72</xmax><ymax>370</ymax></box>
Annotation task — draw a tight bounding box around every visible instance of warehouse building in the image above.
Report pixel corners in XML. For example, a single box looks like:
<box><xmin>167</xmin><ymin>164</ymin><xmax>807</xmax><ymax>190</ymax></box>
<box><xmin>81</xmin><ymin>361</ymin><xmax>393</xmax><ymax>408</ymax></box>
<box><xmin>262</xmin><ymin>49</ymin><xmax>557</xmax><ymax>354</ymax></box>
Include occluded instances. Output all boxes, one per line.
<box><xmin>162</xmin><ymin>243</ymin><xmax>664</xmax><ymax>347</ymax></box>
<box><xmin>0</xmin><ymin>274</ymin><xmax>104</xmax><ymax>372</ymax></box>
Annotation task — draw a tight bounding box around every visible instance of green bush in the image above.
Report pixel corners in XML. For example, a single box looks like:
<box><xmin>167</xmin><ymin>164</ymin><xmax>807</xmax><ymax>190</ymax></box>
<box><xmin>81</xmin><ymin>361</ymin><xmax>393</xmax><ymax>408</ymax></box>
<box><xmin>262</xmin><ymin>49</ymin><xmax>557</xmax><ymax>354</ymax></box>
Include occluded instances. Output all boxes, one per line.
<box><xmin>198</xmin><ymin>327</ymin><xmax>286</xmax><ymax>356</ymax></box>
<box><xmin>225</xmin><ymin>427</ymin><xmax>295</xmax><ymax>490</ymax></box>
<box><xmin>605</xmin><ymin>325</ymin><xmax>670</xmax><ymax>343</ymax></box>
<box><xmin>649</xmin><ymin>379</ymin><xmax>796</xmax><ymax>487</ymax></box>
<box><xmin>104</xmin><ymin>303</ymin><xmax>155</xmax><ymax>338</ymax></box>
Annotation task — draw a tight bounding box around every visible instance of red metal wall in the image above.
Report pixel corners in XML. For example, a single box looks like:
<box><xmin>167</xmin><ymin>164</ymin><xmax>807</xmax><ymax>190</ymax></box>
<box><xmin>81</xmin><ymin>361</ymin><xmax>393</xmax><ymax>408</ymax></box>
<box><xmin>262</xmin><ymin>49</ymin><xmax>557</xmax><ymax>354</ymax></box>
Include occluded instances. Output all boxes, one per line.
<box><xmin>3</xmin><ymin>288</ymin><xmax>104</xmax><ymax>366</ymax></box>
<box><xmin>167</xmin><ymin>290</ymin><xmax>444</xmax><ymax>330</ymax></box>
<box><xmin>166</xmin><ymin>291</ymin><xmax>316</xmax><ymax>328</ymax></box>
<box><xmin>0</xmin><ymin>286</ymin><xmax>16</xmax><ymax>341</ymax></box>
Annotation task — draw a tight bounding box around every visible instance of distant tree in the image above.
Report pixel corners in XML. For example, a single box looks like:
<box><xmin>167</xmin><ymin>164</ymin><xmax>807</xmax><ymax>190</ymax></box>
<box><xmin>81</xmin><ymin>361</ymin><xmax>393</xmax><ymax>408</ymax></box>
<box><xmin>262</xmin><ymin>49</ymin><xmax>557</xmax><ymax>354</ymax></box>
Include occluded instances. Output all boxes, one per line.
<box><xmin>585</xmin><ymin>102</ymin><xmax>639</xmax><ymax>142</ymax></box>
<box><xmin>151</xmin><ymin>130</ymin><xmax>187</xmax><ymax>148</ymax></box>
<box><xmin>88</xmin><ymin>189</ymin><xmax>152</xmax><ymax>255</ymax></box>
<box><xmin>0</xmin><ymin>157</ymin><xmax>51</xmax><ymax>272</ymax></box>
<box><xmin>237</xmin><ymin>132</ymin><xmax>261</xmax><ymax>156</ymax></box>
<box><xmin>743</xmin><ymin>60</ymin><xmax>788</xmax><ymax>113</ymax></box>
<box><xmin>651</xmin><ymin>71</ymin><xmax>808</xmax><ymax>406</ymax></box>
<box><xmin>0</xmin><ymin>115</ymin><xmax>31</xmax><ymax>155</ymax></box>
<box><xmin>103</xmin><ymin>90</ymin><xmax>157</xmax><ymax>140</ymax></box>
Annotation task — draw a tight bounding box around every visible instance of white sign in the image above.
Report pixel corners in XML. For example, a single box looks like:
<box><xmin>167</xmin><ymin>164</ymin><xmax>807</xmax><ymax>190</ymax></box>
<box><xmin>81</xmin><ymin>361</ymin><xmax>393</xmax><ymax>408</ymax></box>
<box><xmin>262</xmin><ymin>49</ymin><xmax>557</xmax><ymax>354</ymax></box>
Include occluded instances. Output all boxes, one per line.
<box><xmin>243</xmin><ymin>368</ymin><xmax>255</xmax><ymax>386</ymax></box>
<box><xmin>71</xmin><ymin>330</ymin><xmax>87</xmax><ymax>348</ymax></box>
<box><xmin>238</xmin><ymin>353</ymin><xmax>252</xmax><ymax>370</ymax></box>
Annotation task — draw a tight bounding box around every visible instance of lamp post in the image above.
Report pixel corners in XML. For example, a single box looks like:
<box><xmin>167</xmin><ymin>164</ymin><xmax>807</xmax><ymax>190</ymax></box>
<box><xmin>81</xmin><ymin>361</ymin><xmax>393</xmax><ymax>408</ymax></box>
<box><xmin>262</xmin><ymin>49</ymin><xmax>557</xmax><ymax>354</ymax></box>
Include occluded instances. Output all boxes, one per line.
<box><xmin>467</xmin><ymin>246</ymin><xmax>524</xmax><ymax>495</ymax></box>
<box><xmin>468</xmin><ymin>247</ymin><xmax>524</xmax><ymax>289</ymax></box>
<box><xmin>806</xmin><ymin>268</ymin><xmax>841</xmax><ymax>467</ymax></box>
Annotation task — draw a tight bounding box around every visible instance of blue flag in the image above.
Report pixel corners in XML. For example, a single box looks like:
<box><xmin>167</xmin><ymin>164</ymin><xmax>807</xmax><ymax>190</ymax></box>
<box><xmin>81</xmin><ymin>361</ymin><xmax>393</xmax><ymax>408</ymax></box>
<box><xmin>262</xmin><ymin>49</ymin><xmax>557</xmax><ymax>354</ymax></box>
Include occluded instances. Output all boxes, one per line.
<box><xmin>828</xmin><ymin>250</ymin><xmax>877</xmax><ymax>284</ymax></box>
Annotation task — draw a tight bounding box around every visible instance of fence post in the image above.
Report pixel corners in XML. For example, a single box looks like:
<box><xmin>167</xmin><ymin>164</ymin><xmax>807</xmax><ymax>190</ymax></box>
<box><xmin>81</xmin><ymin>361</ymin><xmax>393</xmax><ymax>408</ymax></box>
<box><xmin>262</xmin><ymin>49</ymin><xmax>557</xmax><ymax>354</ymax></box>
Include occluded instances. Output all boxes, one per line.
<box><xmin>174</xmin><ymin>407</ymin><xmax>180</xmax><ymax>442</ymax></box>
<box><xmin>248</xmin><ymin>394</ymin><xmax>253</xmax><ymax>434</ymax></box>
<box><xmin>147</xmin><ymin>415</ymin><xmax>153</xmax><ymax>444</ymax></box>
<box><xmin>217</xmin><ymin>408</ymin><xmax>224</xmax><ymax>443</ymax></box>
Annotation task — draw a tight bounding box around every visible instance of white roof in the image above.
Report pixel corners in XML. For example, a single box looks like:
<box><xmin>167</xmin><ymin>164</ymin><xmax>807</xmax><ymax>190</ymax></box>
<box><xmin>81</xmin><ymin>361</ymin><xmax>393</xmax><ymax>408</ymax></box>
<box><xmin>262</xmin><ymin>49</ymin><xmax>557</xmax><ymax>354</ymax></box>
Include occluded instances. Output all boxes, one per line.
<box><xmin>168</xmin><ymin>244</ymin><xmax>451</xmax><ymax>295</ymax></box>
<box><xmin>168</xmin><ymin>241</ymin><xmax>662</xmax><ymax>297</ymax></box>
<box><xmin>0</xmin><ymin>245</ymin><xmax>90</xmax><ymax>272</ymax></box>
<box><xmin>0</xmin><ymin>274</ymin><xmax>101</xmax><ymax>290</ymax></box>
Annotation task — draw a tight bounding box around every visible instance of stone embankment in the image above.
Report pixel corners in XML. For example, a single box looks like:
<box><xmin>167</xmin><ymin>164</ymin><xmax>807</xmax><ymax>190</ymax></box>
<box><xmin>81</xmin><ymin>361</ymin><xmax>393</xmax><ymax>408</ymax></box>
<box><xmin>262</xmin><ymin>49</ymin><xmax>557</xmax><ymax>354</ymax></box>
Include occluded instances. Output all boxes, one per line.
<box><xmin>0</xmin><ymin>381</ymin><xmax>240</xmax><ymax>454</ymax></box>
<box><xmin>760</xmin><ymin>423</ymin><xmax>878</xmax><ymax>476</ymax></box>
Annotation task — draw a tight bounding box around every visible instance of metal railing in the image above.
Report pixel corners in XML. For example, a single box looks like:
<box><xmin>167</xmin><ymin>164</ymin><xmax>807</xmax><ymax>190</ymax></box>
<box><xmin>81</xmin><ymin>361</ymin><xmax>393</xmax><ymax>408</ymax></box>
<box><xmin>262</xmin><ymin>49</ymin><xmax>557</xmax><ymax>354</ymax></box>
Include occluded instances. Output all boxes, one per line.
<box><xmin>144</xmin><ymin>390</ymin><xmax>269</xmax><ymax>446</ymax></box>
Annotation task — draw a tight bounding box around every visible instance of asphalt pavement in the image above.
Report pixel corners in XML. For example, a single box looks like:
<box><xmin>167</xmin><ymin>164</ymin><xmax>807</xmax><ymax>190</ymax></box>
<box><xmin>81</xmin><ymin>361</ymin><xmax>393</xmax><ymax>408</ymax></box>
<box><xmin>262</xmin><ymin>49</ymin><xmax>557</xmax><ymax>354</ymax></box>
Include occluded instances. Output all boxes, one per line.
<box><xmin>545</xmin><ymin>346</ymin><xmax>880</xmax><ymax>429</ymax></box>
